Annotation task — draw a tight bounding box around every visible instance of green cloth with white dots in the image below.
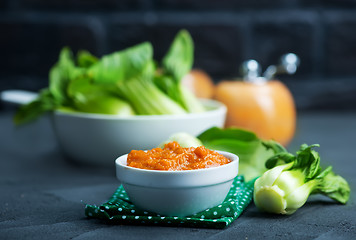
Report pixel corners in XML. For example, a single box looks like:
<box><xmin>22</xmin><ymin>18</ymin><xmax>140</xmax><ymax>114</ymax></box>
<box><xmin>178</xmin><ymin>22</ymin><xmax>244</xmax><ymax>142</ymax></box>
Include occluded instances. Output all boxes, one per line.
<box><xmin>85</xmin><ymin>175</ymin><xmax>255</xmax><ymax>229</ymax></box>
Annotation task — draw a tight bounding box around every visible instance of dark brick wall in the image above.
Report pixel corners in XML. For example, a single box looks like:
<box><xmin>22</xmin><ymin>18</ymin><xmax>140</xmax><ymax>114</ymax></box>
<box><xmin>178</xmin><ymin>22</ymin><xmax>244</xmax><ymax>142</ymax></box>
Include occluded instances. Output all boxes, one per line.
<box><xmin>1</xmin><ymin>0</ymin><xmax>356</xmax><ymax>110</ymax></box>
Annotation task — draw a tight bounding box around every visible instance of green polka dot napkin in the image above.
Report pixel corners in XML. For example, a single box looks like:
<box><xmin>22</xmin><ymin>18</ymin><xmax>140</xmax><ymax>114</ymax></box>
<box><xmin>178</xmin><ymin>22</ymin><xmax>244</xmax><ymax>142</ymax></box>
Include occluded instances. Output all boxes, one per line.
<box><xmin>85</xmin><ymin>175</ymin><xmax>255</xmax><ymax>229</ymax></box>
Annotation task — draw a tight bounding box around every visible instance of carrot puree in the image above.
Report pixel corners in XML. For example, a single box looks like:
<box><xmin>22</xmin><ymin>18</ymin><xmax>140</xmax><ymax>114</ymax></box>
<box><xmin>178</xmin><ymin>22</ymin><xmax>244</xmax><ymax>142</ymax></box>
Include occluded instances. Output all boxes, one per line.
<box><xmin>127</xmin><ymin>141</ymin><xmax>231</xmax><ymax>171</ymax></box>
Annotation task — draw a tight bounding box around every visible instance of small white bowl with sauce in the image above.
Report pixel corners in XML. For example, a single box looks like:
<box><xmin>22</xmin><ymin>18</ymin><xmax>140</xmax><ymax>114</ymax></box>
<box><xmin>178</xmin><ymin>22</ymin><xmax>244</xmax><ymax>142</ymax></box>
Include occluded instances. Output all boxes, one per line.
<box><xmin>115</xmin><ymin>150</ymin><xmax>239</xmax><ymax>217</ymax></box>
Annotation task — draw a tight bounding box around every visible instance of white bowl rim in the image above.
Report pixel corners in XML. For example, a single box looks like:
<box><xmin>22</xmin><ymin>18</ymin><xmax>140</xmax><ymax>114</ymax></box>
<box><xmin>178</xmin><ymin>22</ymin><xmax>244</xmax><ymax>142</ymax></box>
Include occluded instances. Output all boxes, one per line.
<box><xmin>53</xmin><ymin>99</ymin><xmax>226</xmax><ymax>120</ymax></box>
<box><xmin>115</xmin><ymin>150</ymin><xmax>239</xmax><ymax>188</ymax></box>
<box><xmin>115</xmin><ymin>150</ymin><xmax>238</xmax><ymax>175</ymax></box>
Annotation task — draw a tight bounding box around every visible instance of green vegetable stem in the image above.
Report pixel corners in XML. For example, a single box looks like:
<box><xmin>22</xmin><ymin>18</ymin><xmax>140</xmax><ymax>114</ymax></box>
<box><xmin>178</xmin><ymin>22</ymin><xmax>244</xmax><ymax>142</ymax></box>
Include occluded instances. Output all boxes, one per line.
<box><xmin>254</xmin><ymin>144</ymin><xmax>350</xmax><ymax>215</ymax></box>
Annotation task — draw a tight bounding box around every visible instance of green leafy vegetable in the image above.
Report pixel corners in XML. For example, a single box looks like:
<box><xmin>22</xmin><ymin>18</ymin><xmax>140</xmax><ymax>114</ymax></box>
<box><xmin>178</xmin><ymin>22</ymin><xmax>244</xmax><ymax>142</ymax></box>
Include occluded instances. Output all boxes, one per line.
<box><xmin>88</xmin><ymin>42</ymin><xmax>187</xmax><ymax>115</ymax></box>
<box><xmin>14</xmin><ymin>30</ymin><xmax>204</xmax><ymax>125</ymax></box>
<box><xmin>155</xmin><ymin>30</ymin><xmax>205</xmax><ymax>113</ymax></box>
<box><xmin>253</xmin><ymin>144</ymin><xmax>350</xmax><ymax>215</ymax></box>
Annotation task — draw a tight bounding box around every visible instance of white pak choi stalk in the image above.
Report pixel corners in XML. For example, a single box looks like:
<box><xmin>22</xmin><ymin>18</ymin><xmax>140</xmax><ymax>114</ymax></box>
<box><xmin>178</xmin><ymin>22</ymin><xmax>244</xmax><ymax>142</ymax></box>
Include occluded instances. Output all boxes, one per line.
<box><xmin>253</xmin><ymin>143</ymin><xmax>350</xmax><ymax>215</ymax></box>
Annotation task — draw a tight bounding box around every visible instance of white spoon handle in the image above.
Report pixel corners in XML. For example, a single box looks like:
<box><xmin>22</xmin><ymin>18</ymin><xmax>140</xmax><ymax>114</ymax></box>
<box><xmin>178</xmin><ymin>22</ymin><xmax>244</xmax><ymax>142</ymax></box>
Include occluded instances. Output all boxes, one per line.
<box><xmin>0</xmin><ymin>90</ymin><xmax>38</xmax><ymax>105</ymax></box>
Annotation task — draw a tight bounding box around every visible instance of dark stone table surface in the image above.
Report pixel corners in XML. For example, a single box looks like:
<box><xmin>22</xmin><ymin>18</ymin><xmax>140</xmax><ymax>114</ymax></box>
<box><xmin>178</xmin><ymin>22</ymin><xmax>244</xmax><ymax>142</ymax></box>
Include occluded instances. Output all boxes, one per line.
<box><xmin>0</xmin><ymin>110</ymin><xmax>355</xmax><ymax>240</ymax></box>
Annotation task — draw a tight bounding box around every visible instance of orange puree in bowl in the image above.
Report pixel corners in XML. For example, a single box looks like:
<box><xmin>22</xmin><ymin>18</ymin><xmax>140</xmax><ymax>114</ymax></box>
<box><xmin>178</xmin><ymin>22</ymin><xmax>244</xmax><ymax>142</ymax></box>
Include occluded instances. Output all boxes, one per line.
<box><xmin>127</xmin><ymin>141</ymin><xmax>231</xmax><ymax>171</ymax></box>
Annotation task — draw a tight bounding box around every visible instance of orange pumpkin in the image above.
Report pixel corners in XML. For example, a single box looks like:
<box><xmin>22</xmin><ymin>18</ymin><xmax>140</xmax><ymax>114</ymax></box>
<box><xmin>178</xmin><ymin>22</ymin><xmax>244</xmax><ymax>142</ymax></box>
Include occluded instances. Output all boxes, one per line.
<box><xmin>214</xmin><ymin>79</ymin><xmax>296</xmax><ymax>146</ymax></box>
<box><xmin>182</xmin><ymin>69</ymin><xmax>215</xmax><ymax>99</ymax></box>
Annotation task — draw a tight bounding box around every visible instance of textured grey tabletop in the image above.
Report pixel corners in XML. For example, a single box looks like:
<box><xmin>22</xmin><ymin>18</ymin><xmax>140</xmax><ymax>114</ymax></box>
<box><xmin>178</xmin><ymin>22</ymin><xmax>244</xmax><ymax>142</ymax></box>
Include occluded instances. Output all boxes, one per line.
<box><xmin>0</xmin><ymin>110</ymin><xmax>355</xmax><ymax>240</ymax></box>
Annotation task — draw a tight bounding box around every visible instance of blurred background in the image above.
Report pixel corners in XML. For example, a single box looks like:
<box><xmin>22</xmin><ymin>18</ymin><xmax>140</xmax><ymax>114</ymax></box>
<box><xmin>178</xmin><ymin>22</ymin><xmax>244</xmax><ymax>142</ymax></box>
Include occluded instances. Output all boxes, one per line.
<box><xmin>1</xmin><ymin>0</ymin><xmax>356</xmax><ymax>111</ymax></box>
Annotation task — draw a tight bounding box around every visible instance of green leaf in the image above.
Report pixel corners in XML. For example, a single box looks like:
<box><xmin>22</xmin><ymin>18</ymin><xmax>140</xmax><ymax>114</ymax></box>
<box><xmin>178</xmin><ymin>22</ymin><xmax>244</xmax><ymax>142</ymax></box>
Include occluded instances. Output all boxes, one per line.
<box><xmin>89</xmin><ymin>42</ymin><xmax>154</xmax><ymax>84</ymax></box>
<box><xmin>77</xmin><ymin>50</ymin><xmax>98</xmax><ymax>68</ymax></box>
<box><xmin>13</xmin><ymin>89</ymin><xmax>58</xmax><ymax>125</ymax></box>
<box><xmin>315</xmin><ymin>165</ymin><xmax>333</xmax><ymax>179</ymax></box>
<box><xmin>198</xmin><ymin>127</ymin><xmax>275</xmax><ymax>181</ymax></box>
<box><xmin>314</xmin><ymin>166</ymin><xmax>350</xmax><ymax>204</ymax></box>
<box><xmin>294</xmin><ymin>144</ymin><xmax>321</xmax><ymax>180</ymax></box>
<box><xmin>262</xmin><ymin>140</ymin><xmax>288</xmax><ymax>154</ymax></box>
<box><xmin>157</xmin><ymin>30</ymin><xmax>205</xmax><ymax>113</ymax></box>
<box><xmin>162</xmin><ymin>29</ymin><xmax>194</xmax><ymax>82</ymax></box>
<box><xmin>202</xmin><ymin>138</ymin><xmax>260</xmax><ymax>157</ymax></box>
<box><xmin>49</xmin><ymin>48</ymin><xmax>72</xmax><ymax>103</ymax></box>
<box><xmin>265</xmin><ymin>152</ymin><xmax>296</xmax><ymax>169</ymax></box>
<box><xmin>49</xmin><ymin>47</ymin><xmax>84</xmax><ymax>105</ymax></box>
<box><xmin>198</xmin><ymin>127</ymin><xmax>259</xmax><ymax>143</ymax></box>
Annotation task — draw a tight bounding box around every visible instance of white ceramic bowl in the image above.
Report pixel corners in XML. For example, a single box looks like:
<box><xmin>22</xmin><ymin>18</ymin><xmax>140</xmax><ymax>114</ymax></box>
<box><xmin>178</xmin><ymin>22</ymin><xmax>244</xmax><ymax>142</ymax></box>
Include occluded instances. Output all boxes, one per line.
<box><xmin>52</xmin><ymin>99</ymin><xmax>226</xmax><ymax>166</ymax></box>
<box><xmin>115</xmin><ymin>151</ymin><xmax>239</xmax><ymax>217</ymax></box>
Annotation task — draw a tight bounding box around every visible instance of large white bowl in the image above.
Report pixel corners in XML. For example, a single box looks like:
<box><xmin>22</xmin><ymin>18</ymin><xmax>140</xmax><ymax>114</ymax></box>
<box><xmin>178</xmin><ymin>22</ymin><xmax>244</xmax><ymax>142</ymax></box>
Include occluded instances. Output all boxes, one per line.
<box><xmin>115</xmin><ymin>150</ymin><xmax>239</xmax><ymax>217</ymax></box>
<box><xmin>52</xmin><ymin>99</ymin><xmax>226</xmax><ymax>166</ymax></box>
<box><xmin>1</xmin><ymin>90</ymin><xmax>226</xmax><ymax>166</ymax></box>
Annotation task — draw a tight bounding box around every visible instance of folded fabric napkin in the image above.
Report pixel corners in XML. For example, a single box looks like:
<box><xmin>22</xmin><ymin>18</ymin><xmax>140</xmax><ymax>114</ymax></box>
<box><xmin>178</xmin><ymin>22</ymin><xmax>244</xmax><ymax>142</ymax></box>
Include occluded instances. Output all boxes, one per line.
<box><xmin>85</xmin><ymin>175</ymin><xmax>255</xmax><ymax>229</ymax></box>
